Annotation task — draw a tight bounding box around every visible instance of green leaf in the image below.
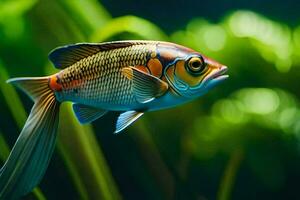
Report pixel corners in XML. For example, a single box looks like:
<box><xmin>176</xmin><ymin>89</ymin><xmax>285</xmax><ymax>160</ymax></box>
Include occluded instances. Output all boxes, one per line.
<box><xmin>0</xmin><ymin>60</ymin><xmax>27</xmax><ymax>128</ymax></box>
<box><xmin>90</xmin><ymin>15</ymin><xmax>168</xmax><ymax>42</ymax></box>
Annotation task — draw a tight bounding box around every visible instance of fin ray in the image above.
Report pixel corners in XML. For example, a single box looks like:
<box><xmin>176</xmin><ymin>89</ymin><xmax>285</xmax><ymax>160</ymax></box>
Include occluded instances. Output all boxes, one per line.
<box><xmin>0</xmin><ymin>77</ymin><xmax>60</xmax><ymax>199</ymax></box>
<box><xmin>73</xmin><ymin>103</ymin><xmax>108</xmax><ymax>124</ymax></box>
<box><xmin>115</xmin><ymin>111</ymin><xmax>144</xmax><ymax>134</ymax></box>
<box><xmin>122</xmin><ymin>67</ymin><xmax>168</xmax><ymax>103</ymax></box>
<box><xmin>7</xmin><ymin>77</ymin><xmax>50</xmax><ymax>101</ymax></box>
<box><xmin>48</xmin><ymin>42</ymin><xmax>135</xmax><ymax>69</ymax></box>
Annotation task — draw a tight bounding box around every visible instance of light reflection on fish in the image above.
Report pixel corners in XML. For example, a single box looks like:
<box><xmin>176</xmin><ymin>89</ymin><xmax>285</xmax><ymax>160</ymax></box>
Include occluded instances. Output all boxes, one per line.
<box><xmin>0</xmin><ymin>40</ymin><xmax>228</xmax><ymax>199</ymax></box>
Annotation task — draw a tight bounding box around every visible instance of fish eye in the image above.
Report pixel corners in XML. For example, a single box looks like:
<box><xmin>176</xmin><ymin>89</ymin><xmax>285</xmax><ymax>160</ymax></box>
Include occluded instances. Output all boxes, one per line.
<box><xmin>186</xmin><ymin>56</ymin><xmax>206</xmax><ymax>74</ymax></box>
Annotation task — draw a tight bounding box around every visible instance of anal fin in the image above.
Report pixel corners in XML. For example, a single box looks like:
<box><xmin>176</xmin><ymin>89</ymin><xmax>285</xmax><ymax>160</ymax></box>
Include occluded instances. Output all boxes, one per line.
<box><xmin>114</xmin><ymin>111</ymin><xmax>144</xmax><ymax>134</ymax></box>
<box><xmin>73</xmin><ymin>103</ymin><xmax>108</xmax><ymax>124</ymax></box>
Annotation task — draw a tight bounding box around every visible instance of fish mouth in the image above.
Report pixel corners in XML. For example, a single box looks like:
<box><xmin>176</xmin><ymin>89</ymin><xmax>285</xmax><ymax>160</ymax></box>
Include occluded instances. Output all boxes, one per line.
<box><xmin>202</xmin><ymin>65</ymin><xmax>229</xmax><ymax>88</ymax></box>
<box><xmin>211</xmin><ymin>65</ymin><xmax>228</xmax><ymax>81</ymax></box>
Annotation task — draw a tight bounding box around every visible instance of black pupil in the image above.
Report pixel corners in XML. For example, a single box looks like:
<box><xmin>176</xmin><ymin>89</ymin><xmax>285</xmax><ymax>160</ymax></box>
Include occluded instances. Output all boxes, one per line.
<box><xmin>192</xmin><ymin>60</ymin><xmax>201</xmax><ymax>68</ymax></box>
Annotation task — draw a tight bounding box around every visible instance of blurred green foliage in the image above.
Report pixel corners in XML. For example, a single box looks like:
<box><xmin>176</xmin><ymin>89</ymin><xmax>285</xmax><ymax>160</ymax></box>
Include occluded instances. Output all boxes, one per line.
<box><xmin>0</xmin><ymin>0</ymin><xmax>300</xmax><ymax>200</ymax></box>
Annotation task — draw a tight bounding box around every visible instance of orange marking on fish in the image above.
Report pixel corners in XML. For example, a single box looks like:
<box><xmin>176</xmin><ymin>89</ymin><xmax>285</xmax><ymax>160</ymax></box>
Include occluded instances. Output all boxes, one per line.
<box><xmin>135</xmin><ymin>65</ymin><xmax>150</xmax><ymax>74</ymax></box>
<box><xmin>70</xmin><ymin>79</ymin><xmax>81</xmax><ymax>87</ymax></box>
<box><xmin>163</xmin><ymin>68</ymin><xmax>181</xmax><ymax>96</ymax></box>
<box><xmin>166</xmin><ymin>65</ymin><xmax>175</xmax><ymax>82</ymax></box>
<box><xmin>61</xmin><ymin>79</ymin><xmax>84</xmax><ymax>91</ymax></box>
<box><xmin>49</xmin><ymin>75</ymin><xmax>62</xmax><ymax>91</ymax></box>
<box><xmin>147</xmin><ymin>58</ymin><xmax>162</xmax><ymax>78</ymax></box>
<box><xmin>175</xmin><ymin>60</ymin><xmax>200</xmax><ymax>86</ymax></box>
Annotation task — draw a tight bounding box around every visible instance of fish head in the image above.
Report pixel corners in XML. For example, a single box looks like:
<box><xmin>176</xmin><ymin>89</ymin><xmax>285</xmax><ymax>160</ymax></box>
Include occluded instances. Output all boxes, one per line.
<box><xmin>163</xmin><ymin>49</ymin><xmax>228</xmax><ymax>98</ymax></box>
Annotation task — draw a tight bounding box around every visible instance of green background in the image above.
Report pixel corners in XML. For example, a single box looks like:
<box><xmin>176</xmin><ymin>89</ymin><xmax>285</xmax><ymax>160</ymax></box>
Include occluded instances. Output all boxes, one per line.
<box><xmin>0</xmin><ymin>0</ymin><xmax>300</xmax><ymax>199</ymax></box>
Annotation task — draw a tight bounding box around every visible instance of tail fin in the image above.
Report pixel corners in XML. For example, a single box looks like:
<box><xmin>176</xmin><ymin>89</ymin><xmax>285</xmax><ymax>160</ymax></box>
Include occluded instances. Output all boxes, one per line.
<box><xmin>0</xmin><ymin>77</ymin><xmax>60</xmax><ymax>199</ymax></box>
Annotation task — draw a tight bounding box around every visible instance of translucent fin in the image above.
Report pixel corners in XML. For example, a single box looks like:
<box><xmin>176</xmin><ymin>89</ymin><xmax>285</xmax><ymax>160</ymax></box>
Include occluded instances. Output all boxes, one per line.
<box><xmin>73</xmin><ymin>103</ymin><xmax>108</xmax><ymax>124</ymax></box>
<box><xmin>1</xmin><ymin>77</ymin><xmax>60</xmax><ymax>199</ymax></box>
<box><xmin>122</xmin><ymin>67</ymin><xmax>169</xmax><ymax>103</ymax></box>
<box><xmin>48</xmin><ymin>42</ymin><xmax>135</xmax><ymax>69</ymax></box>
<box><xmin>114</xmin><ymin>111</ymin><xmax>144</xmax><ymax>134</ymax></box>
<box><xmin>7</xmin><ymin>77</ymin><xmax>51</xmax><ymax>101</ymax></box>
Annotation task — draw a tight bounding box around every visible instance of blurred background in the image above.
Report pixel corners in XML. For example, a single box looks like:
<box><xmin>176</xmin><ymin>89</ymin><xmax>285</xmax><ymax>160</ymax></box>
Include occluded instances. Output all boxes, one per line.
<box><xmin>0</xmin><ymin>0</ymin><xmax>300</xmax><ymax>199</ymax></box>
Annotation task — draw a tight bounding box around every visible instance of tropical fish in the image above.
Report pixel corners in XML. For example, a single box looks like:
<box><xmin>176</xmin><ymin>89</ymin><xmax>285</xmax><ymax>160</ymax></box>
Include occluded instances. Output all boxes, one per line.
<box><xmin>0</xmin><ymin>40</ymin><xmax>228</xmax><ymax>199</ymax></box>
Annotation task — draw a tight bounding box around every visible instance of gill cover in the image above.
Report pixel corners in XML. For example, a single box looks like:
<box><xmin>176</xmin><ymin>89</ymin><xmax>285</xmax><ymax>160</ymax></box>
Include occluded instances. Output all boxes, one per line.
<box><xmin>164</xmin><ymin>55</ymin><xmax>208</xmax><ymax>97</ymax></box>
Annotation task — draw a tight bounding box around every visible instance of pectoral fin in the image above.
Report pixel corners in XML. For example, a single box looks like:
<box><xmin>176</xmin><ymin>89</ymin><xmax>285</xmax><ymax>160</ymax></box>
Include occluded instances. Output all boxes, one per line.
<box><xmin>122</xmin><ymin>67</ymin><xmax>169</xmax><ymax>103</ymax></box>
<box><xmin>114</xmin><ymin>111</ymin><xmax>144</xmax><ymax>134</ymax></box>
<box><xmin>73</xmin><ymin>103</ymin><xmax>108</xmax><ymax>124</ymax></box>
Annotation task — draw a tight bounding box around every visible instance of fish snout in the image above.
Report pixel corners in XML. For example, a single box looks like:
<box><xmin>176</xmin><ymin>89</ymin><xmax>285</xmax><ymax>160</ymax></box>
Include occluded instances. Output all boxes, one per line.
<box><xmin>202</xmin><ymin>63</ymin><xmax>228</xmax><ymax>90</ymax></box>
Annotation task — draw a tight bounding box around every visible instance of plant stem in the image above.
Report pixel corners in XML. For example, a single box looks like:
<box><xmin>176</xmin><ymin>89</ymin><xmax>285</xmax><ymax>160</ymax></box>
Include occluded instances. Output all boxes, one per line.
<box><xmin>131</xmin><ymin>120</ymin><xmax>175</xmax><ymax>200</ymax></box>
<box><xmin>217</xmin><ymin>149</ymin><xmax>244</xmax><ymax>200</ymax></box>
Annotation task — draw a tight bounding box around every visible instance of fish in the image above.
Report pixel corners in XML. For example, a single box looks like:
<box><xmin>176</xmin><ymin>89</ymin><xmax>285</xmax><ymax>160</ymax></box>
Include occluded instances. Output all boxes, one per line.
<box><xmin>0</xmin><ymin>40</ymin><xmax>228</xmax><ymax>199</ymax></box>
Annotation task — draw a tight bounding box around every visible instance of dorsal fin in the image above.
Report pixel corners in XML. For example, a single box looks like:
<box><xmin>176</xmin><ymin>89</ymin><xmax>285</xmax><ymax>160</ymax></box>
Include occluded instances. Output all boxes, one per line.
<box><xmin>48</xmin><ymin>42</ymin><xmax>135</xmax><ymax>69</ymax></box>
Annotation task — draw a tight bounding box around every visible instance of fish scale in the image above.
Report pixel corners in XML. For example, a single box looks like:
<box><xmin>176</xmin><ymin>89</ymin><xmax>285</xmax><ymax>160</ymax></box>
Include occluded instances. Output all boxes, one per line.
<box><xmin>58</xmin><ymin>43</ymin><xmax>157</xmax><ymax>108</ymax></box>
